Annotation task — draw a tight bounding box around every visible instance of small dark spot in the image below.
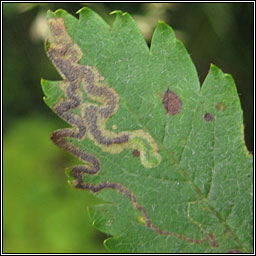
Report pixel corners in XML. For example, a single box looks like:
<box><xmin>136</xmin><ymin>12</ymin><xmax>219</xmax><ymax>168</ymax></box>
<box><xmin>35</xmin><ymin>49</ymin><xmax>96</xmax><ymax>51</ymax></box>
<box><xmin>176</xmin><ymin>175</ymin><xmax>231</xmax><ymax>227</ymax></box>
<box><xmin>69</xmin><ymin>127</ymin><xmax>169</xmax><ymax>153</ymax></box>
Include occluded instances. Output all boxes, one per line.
<box><xmin>227</xmin><ymin>249</ymin><xmax>242</xmax><ymax>253</ymax></box>
<box><xmin>162</xmin><ymin>88</ymin><xmax>182</xmax><ymax>115</ymax></box>
<box><xmin>133</xmin><ymin>149</ymin><xmax>140</xmax><ymax>157</ymax></box>
<box><xmin>207</xmin><ymin>233</ymin><xmax>218</xmax><ymax>248</ymax></box>
<box><xmin>211</xmin><ymin>238</ymin><xmax>218</xmax><ymax>248</ymax></box>
<box><xmin>204</xmin><ymin>113</ymin><xmax>214</xmax><ymax>122</ymax></box>
<box><xmin>216</xmin><ymin>102</ymin><xmax>226</xmax><ymax>111</ymax></box>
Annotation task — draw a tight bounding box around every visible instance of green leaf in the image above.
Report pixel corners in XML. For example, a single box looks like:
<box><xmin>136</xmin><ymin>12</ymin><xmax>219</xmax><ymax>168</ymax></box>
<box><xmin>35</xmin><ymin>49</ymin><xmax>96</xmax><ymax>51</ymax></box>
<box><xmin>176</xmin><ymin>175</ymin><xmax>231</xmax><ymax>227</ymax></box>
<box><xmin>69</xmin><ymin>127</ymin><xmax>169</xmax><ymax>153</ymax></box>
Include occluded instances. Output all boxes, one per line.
<box><xmin>41</xmin><ymin>7</ymin><xmax>252</xmax><ymax>253</ymax></box>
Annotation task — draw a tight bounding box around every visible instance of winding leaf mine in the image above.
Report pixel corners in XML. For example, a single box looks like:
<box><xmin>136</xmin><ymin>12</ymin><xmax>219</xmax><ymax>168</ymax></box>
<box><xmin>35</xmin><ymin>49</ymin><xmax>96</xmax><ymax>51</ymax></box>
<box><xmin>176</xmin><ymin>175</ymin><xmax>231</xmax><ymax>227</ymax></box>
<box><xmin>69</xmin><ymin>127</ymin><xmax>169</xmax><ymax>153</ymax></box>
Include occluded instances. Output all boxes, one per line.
<box><xmin>47</xmin><ymin>17</ymin><xmax>161</xmax><ymax>169</ymax></box>
<box><xmin>45</xmin><ymin>16</ymin><xmax>217</xmax><ymax>247</ymax></box>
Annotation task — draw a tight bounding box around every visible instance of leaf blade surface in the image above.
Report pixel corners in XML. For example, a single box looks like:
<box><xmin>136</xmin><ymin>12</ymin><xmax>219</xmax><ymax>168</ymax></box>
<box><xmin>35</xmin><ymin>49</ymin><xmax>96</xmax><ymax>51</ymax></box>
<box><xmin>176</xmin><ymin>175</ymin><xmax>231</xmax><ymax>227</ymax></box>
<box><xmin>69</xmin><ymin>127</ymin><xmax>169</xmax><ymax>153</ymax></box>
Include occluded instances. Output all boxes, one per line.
<box><xmin>42</xmin><ymin>8</ymin><xmax>252</xmax><ymax>253</ymax></box>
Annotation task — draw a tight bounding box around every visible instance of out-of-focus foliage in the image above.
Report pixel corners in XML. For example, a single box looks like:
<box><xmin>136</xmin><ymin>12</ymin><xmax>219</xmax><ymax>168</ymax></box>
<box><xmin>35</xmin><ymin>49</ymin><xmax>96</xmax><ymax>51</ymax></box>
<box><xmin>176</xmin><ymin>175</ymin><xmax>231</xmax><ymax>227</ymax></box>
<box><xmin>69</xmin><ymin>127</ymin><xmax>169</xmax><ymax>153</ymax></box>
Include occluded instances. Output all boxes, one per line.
<box><xmin>3</xmin><ymin>115</ymin><xmax>108</xmax><ymax>253</ymax></box>
<box><xmin>3</xmin><ymin>2</ymin><xmax>253</xmax><ymax>253</ymax></box>
<box><xmin>3</xmin><ymin>116</ymin><xmax>108</xmax><ymax>253</ymax></box>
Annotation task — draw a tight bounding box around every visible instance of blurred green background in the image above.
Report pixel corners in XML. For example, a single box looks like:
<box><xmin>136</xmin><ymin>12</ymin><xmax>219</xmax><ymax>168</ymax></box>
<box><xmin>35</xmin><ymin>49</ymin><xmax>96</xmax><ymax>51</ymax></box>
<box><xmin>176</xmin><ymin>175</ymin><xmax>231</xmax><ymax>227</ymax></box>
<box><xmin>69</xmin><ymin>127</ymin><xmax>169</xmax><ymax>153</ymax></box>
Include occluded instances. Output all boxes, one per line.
<box><xmin>3</xmin><ymin>3</ymin><xmax>253</xmax><ymax>253</ymax></box>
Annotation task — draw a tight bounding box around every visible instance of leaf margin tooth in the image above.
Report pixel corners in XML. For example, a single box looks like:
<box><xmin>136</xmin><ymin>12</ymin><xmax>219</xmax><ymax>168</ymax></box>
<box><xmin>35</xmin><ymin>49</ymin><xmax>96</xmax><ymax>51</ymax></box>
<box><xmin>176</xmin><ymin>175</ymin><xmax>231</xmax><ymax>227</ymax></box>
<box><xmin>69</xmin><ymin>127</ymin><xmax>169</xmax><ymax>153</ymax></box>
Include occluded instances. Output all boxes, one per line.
<box><xmin>54</xmin><ymin>8</ymin><xmax>68</xmax><ymax>15</ymax></box>
<box><xmin>76</xmin><ymin>6</ymin><xmax>89</xmax><ymax>15</ymax></box>
<box><xmin>109</xmin><ymin>10</ymin><xmax>123</xmax><ymax>16</ymax></box>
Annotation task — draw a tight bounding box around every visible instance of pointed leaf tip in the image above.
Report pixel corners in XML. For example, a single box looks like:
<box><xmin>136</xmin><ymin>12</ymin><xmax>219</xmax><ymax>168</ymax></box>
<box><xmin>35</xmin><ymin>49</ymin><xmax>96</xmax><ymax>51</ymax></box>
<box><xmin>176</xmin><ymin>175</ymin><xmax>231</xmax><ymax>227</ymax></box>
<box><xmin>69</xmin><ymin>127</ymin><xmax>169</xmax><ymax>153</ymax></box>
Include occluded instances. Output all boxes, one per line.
<box><xmin>44</xmin><ymin>39</ymin><xmax>50</xmax><ymax>51</ymax></box>
<box><xmin>207</xmin><ymin>63</ymin><xmax>223</xmax><ymax>77</ymax></box>
<box><xmin>110</xmin><ymin>10</ymin><xmax>123</xmax><ymax>16</ymax></box>
<box><xmin>55</xmin><ymin>9</ymin><xmax>66</xmax><ymax>15</ymax></box>
<box><xmin>210</xmin><ymin>63</ymin><xmax>216</xmax><ymax>68</ymax></box>
<box><xmin>41</xmin><ymin>78</ymin><xmax>49</xmax><ymax>89</ymax></box>
<box><xmin>158</xmin><ymin>19</ymin><xmax>166</xmax><ymax>25</ymax></box>
<box><xmin>76</xmin><ymin>6</ymin><xmax>91</xmax><ymax>15</ymax></box>
<box><xmin>43</xmin><ymin>96</ymin><xmax>48</xmax><ymax>104</ymax></box>
<box><xmin>154</xmin><ymin>19</ymin><xmax>175</xmax><ymax>36</ymax></box>
<box><xmin>46</xmin><ymin>9</ymin><xmax>57</xmax><ymax>19</ymax></box>
<box><xmin>46</xmin><ymin>9</ymin><xmax>54</xmax><ymax>16</ymax></box>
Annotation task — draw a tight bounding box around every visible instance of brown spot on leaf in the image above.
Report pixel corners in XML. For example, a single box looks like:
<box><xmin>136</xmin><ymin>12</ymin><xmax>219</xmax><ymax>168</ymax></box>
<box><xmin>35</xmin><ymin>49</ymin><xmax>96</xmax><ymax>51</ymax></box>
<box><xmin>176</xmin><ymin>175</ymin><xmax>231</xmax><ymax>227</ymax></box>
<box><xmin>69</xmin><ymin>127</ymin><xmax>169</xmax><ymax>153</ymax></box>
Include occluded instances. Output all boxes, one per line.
<box><xmin>216</xmin><ymin>102</ymin><xmax>226</xmax><ymax>111</ymax></box>
<box><xmin>204</xmin><ymin>113</ymin><xmax>214</xmax><ymax>122</ymax></box>
<box><xmin>162</xmin><ymin>88</ymin><xmax>182</xmax><ymax>115</ymax></box>
<box><xmin>133</xmin><ymin>149</ymin><xmax>140</xmax><ymax>157</ymax></box>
